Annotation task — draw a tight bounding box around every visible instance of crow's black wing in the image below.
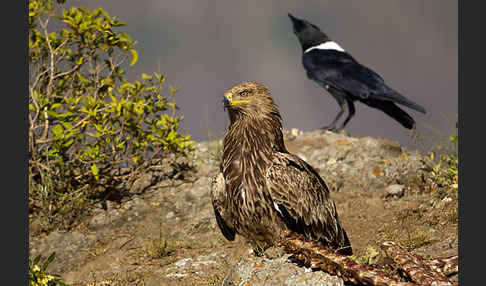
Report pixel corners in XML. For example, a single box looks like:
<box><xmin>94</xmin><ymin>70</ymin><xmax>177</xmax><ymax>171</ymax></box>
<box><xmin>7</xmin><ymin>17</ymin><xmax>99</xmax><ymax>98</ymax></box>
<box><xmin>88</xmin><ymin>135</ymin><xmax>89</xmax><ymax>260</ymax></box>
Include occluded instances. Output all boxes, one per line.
<box><xmin>303</xmin><ymin>50</ymin><xmax>426</xmax><ymax>113</ymax></box>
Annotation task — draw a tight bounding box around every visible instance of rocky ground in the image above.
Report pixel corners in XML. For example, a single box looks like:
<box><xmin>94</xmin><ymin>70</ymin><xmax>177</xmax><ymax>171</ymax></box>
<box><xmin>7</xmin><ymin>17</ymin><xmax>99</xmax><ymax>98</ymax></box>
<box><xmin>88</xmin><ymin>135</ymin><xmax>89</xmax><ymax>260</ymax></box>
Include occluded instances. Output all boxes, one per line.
<box><xmin>29</xmin><ymin>129</ymin><xmax>458</xmax><ymax>286</ymax></box>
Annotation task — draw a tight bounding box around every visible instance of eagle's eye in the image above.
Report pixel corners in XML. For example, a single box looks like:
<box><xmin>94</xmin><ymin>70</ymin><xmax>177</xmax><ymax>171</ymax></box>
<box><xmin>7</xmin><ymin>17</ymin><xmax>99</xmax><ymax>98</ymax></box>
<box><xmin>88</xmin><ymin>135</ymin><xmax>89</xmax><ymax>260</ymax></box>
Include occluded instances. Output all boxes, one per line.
<box><xmin>239</xmin><ymin>90</ymin><xmax>251</xmax><ymax>97</ymax></box>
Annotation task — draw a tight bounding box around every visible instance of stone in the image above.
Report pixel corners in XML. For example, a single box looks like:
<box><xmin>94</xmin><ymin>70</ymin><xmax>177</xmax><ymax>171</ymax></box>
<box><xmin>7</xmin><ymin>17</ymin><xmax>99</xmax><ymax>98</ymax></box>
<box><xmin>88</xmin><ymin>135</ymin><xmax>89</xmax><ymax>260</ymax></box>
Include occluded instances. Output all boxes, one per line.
<box><xmin>386</xmin><ymin>184</ymin><xmax>405</xmax><ymax>198</ymax></box>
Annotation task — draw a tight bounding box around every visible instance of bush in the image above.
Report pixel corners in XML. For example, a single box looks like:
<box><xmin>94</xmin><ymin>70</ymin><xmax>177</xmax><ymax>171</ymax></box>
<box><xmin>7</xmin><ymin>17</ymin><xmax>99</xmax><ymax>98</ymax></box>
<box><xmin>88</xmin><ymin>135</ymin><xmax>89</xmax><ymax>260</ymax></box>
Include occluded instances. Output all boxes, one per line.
<box><xmin>426</xmin><ymin>135</ymin><xmax>458</xmax><ymax>187</ymax></box>
<box><xmin>29</xmin><ymin>253</ymin><xmax>67</xmax><ymax>286</ymax></box>
<box><xmin>29</xmin><ymin>0</ymin><xmax>194</xmax><ymax>232</ymax></box>
<box><xmin>423</xmin><ymin>124</ymin><xmax>458</xmax><ymax>188</ymax></box>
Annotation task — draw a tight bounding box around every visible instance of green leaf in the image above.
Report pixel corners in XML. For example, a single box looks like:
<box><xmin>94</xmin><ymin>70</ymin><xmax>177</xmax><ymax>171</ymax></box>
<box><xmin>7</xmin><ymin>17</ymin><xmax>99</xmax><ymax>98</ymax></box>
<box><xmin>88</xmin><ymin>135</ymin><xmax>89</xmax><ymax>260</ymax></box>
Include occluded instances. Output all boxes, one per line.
<box><xmin>129</xmin><ymin>49</ymin><xmax>138</xmax><ymax>66</ymax></box>
<box><xmin>52</xmin><ymin>125</ymin><xmax>64</xmax><ymax>138</ymax></box>
<box><xmin>120</xmin><ymin>82</ymin><xmax>132</xmax><ymax>90</ymax></box>
<box><xmin>61</xmin><ymin>121</ymin><xmax>73</xmax><ymax>129</ymax></box>
<box><xmin>41</xmin><ymin>252</ymin><xmax>56</xmax><ymax>272</ymax></box>
<box><xmin>46</xmin><ymin>110</ymin><xmax>60</xmax><ymax>118</ymax></box>
<box><xmin>33</xmin><ymin>254</ymin><xmax>41</xmax><ymax>265</ymax></box>
<box><xmin>76</xmin><ymin>56</ymin><xmax>84</xmax><ymax>65</ymax></box>
<box><xmin>50</xmin><ymin>103</ymin><xmax>62</xmax><ymax>110</ymax></box>
<box><xmin>91</xmin><ymin>164</ymin><xmax>99</xmax><ymax>176</ymax></box>
<box><xmin>167</xmin><ymin>129</ymin><xmax>176</xmax><ymax>141</ymax></box>
<box><xmin>141</xmin><ymin>73</ymin><xmax>152</xmax><ymax>80</ymax></box>
<box><xmin>63</xmin><ymin>138</ymin><xmax>74</xmax><ymax>148</ymax></box>
<box><xmin>77</xmin><ymin>72</ymin><xmax>89</xmax><ymax>83</ymax></box>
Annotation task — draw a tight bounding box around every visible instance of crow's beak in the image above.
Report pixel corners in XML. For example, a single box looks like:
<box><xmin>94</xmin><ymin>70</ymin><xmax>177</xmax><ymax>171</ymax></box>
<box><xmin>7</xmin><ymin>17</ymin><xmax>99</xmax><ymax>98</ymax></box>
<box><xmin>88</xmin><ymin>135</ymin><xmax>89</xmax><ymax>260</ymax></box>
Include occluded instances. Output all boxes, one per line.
<box><xmin>288</xmin><ymin>13</ymin><xmax>298</xmax><ymax>23</ymax></box>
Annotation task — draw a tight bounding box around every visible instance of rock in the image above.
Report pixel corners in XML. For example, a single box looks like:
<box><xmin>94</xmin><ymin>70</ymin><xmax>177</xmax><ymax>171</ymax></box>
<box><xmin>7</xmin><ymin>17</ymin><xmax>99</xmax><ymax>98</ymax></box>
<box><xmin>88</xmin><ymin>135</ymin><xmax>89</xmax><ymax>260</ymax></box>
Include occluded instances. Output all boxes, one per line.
<box><xmin>231</xmin><ymin>254</ymin><xmax>344</xmax><ymax>286</ymax></box>
<box><xmin>166</xmin><ymin>211</ymin><xmax>175</xmax><ymax>219</ymax></box>
<box><xmin>386</xmin><ymin>184</ymin><xmax>405</xmax><ymax>198</ymax></box>
<box><xmin>291</xmin><ymin>128</ymin><xmax>301</xmax><ymax>137</ymax></box>
<box><xmin>130</xmin><ymin>172</ymin><xmax>154</xmax><ymax>194</ymax></box>
<box><xmin>29</xmin><ymin>231</ymin><xmax>96</xmax><ymax>275</ymax></box>
<box><xmin>29</xmin><ymin>129</ymin><xmax>456</xmax><ymax>286</ymax></box>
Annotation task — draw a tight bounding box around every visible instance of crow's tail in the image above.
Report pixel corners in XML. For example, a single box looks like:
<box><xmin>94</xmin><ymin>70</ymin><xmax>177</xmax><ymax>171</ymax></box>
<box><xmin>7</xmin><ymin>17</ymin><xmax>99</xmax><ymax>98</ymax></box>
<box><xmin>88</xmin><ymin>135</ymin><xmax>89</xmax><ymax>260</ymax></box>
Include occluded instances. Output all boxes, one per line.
<box><xmin>384</xmin><ymin>90</ymin><xmax>427</xmax><ymax>114</ymax></box>
<box><xmin>367</xmin><ymin>99</ymin><xmax>416</xmax><ymax>129</ymax></box>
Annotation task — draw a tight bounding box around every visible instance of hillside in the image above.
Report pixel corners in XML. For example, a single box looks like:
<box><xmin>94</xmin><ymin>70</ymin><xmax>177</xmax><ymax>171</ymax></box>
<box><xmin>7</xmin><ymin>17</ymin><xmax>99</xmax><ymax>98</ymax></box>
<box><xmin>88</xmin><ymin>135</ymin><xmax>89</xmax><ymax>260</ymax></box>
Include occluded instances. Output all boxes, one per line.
<box><xmin>29</xmin><ymin>130</ymin><xmax>458</xmax><ymax>286</ymax></box>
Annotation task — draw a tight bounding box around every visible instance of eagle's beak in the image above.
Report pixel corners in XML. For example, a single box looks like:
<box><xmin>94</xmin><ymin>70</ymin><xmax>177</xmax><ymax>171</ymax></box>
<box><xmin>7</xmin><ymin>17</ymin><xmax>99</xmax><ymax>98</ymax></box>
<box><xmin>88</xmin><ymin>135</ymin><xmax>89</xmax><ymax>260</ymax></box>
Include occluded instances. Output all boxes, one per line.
<box><xmin>223</xmin><ymin>92</ymin><xmax>248</xmax><ymax>108</ymax></box>
<box><xmin>223</xmin><ymin>92</ymin><xmax>232</xmax><ymax>108</ymax></box>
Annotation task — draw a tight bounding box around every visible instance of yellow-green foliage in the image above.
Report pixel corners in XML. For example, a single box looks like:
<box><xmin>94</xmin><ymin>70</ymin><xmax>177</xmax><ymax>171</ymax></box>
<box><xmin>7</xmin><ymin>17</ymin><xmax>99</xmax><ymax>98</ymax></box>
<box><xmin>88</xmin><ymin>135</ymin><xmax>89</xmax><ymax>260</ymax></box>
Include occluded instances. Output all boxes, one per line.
<box><xmin>29</xmin><ymin>0</ymin><xmax>193</xmax><ymax>231</ymax></box>
<box><xmin>350</xmin><ymin>246</ymin><xmax>379</xmax><ymax>266</ymax></box>
<box><xmin>425</xmin><ymin>134</ymin><xmax>458</xmax><ymax>188</ymax></box>
<box><xmin>29</xmin><ymin>253</ymin><xmax>67</xmax><ymax>286</ymax></box>
<box><xmin>146</xmin><ymin>223</ymin><xmax>176</xmax><ymax>259</ymax></box>
<box><xmin>146</xmin><ymin>235</ymin><xmax>176</xmax><ymax>259</ymax></box>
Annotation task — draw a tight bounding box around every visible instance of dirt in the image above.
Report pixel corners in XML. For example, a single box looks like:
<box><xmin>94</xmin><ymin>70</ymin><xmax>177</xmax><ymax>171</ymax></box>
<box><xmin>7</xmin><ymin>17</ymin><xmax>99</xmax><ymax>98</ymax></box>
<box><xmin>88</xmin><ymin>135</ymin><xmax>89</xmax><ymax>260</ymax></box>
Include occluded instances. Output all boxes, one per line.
<box><xmin>29</xmin><ymin>129</ymin><xmax>458</xmax><ymax>286</ymax></box>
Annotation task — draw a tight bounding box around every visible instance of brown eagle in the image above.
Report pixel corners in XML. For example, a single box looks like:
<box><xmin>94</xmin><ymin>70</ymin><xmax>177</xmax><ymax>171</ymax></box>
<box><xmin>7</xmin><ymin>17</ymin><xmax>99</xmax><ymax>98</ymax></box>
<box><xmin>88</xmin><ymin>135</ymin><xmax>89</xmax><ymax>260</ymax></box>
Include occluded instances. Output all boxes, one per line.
<box><xmin>210</xmin><ymin>82</ymin><xmax>458</xmax><ymax>286</ymax></box>
<box><xmin>210</xmin><ymin>81</ymin><xmax>352</xmax><ymax>255</ymax></box>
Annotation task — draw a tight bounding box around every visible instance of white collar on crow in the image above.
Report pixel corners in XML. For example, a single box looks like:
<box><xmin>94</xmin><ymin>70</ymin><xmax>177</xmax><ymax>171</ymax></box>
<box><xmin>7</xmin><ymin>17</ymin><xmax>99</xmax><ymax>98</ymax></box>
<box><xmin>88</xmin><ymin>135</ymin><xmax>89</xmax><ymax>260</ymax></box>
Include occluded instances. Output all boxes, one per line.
<box><xmin>304</xmin><ymin>41</ymin><xmax>346</xmax><ymax>53</ymax></box>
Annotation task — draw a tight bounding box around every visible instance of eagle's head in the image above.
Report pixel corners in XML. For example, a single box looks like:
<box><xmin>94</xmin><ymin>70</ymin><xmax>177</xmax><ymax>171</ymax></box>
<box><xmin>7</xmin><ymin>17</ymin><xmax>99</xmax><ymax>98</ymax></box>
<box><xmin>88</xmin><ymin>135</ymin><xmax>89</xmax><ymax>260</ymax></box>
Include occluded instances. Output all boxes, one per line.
<box><xmin>223</xmin><ymin>81</ymin><xmax>281</xmax><ymax>124</ymax></box>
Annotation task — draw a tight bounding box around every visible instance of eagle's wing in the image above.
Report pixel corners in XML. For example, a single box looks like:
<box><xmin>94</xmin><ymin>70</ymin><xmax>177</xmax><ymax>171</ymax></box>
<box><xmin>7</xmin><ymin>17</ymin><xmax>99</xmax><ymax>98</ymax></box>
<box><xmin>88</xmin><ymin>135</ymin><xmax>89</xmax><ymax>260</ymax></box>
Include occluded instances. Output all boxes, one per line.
<box><xmin>266</xmin><ymin>152</ymin><xmax>351</xmax><ymax>252</ymax></box>
<box><xmin>210</xmin><ymin>172</ymin><xmax>235</xmax><ymax>241</ymax></box>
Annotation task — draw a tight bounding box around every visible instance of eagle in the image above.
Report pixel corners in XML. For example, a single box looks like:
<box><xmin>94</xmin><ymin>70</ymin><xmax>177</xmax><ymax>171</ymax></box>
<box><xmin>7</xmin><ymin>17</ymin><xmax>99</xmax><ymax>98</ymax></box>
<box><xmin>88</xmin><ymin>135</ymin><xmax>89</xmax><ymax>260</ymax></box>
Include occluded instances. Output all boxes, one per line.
<box><xmin>210</xmin><ymin>82</ymin><xmax>458</xmax><ymax>285</ymax></box>
<box><xmin>210</xmin><ymin>81</ymin><xmax>352</xmax><ymax>255</ymax></box>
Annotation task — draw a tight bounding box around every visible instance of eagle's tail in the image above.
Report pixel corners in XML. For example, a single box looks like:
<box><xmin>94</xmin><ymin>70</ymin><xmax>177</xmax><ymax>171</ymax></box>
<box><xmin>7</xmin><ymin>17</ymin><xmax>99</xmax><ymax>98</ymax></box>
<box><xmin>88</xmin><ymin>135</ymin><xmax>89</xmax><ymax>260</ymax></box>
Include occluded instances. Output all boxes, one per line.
<box><xmin>280</xmin><ymin>233</ymin><xmax>456</xmax><ymax>286</ymax></box>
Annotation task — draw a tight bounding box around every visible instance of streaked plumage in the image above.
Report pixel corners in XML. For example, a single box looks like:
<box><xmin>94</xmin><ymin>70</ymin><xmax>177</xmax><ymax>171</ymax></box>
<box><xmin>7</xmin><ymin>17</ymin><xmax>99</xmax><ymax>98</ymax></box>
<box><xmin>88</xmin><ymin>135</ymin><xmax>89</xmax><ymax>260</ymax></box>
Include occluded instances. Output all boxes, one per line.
<box><xmin>211</xmin><ymin>81</ymin><xmax>352</xmax><ymax>255</ymax></box>
<box><xmin>210</xmin><ymin>82</ymin><xmax>458</xmax><ymax>286</ymax></box>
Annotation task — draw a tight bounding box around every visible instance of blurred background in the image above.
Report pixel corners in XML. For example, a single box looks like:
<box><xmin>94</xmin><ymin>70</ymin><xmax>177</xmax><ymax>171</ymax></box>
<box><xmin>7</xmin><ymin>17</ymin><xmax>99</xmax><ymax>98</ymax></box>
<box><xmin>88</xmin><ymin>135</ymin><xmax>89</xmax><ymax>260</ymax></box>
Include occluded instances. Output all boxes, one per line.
<box><xmin>68</xmin><ymin>0</ymin><xmax>457</xmax><ymax>152</ymax></box>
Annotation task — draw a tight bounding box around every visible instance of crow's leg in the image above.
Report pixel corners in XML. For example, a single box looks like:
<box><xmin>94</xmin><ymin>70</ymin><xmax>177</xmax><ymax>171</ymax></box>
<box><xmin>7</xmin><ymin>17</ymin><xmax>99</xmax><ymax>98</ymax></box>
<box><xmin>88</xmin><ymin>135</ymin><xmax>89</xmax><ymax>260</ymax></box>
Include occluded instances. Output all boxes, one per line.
<box><xmin>338</xmin><ymin>99</ymin><xmax>356</xmax><ymax>130</ymax></box>
<box><xmin>321</xmin><ymin>92</ymin><xmax>346</xmax><ymax>131</ymax></box>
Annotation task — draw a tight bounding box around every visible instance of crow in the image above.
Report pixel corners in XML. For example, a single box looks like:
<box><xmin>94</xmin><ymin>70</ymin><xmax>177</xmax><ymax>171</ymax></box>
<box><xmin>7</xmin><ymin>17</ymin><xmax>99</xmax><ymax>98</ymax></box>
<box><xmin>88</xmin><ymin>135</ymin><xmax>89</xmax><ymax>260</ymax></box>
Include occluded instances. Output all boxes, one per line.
<box><xmin>288</xmin><ymin>13</ymin><xmax>426</xmax><ymax>131</ymax></box>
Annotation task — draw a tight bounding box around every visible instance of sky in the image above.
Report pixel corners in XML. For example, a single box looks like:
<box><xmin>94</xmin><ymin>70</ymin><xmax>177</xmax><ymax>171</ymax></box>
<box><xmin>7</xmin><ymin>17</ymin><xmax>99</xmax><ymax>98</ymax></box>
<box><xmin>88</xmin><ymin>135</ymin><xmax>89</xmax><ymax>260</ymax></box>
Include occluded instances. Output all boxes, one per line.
<box><xmin>66</xmin><ymin>0</ymin><xmax>458</xmax><ymax>152</ymax></box>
